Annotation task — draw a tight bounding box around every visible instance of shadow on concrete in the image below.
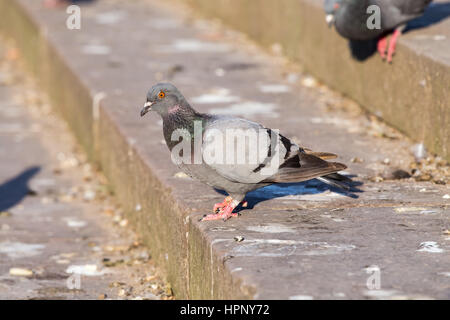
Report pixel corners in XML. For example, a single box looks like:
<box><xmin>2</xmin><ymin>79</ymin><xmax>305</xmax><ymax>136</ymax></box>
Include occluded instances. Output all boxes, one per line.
<box><xmin>404</xmin><ymin>2</ymin><xmax>450</xmax><ymax>33</ymax></box>
<box><xmin>0</xmin><ymin>166</ymin><xmax>40</xmax><ymax>212</ymax></box>
<box><xmin>215</xmin><ymin>176</ymin><xmax>363</xmax><ymax>212</ymax></box>
<box><xmin>349</xmin><ymin>2</ymin><xmax>450</xmax><ymax>61</ymax></box>
<box><xmin>348</xmin><ymin>39</ymin><xmax>378</xmax><ymax>61</ymax></box>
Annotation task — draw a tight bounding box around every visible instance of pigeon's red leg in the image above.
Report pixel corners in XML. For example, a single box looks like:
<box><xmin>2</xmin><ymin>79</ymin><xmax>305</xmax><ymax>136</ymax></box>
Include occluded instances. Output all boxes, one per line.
<box><xmin>213</xmin><ymin>196</ymin><xmax>232</xmax><ymax>213</ymax></box>
<box><xmin>386</xmin><ymin>29</ymin><xmax>401</xmax><ymax>63</ymax></box>
<box><xmin>377</xmin><ymin>36</ymin><xmax>388</xmax><ymax>60</ymax></box>
<box><xmin>213</xmin><ymin>197</ymin><xmax>247</xmax><ymax>212</ymax></box>
<box><xmin>202</xmin><ymin>197</ymin><xmax>240</xmax><ymax>221</ymax></box>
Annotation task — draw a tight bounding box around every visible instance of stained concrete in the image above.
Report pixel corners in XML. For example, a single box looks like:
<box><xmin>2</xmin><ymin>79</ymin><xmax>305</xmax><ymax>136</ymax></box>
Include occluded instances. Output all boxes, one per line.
<box><xmin>0</xmin><ymin>42</ymin><xmax>169</xmax><ymax>300</ymax></box>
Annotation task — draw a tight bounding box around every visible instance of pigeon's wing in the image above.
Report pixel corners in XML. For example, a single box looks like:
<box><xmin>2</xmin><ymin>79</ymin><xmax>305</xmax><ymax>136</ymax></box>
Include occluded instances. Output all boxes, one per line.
<box><xmin>202</xmin><ymin>117</ymin><xmax>292</xmax><ymax>184</ymax></box>
<box><xmin>202</xmin><ymin>117</ymin><xmax>346</xmax><ymax>184</ymax></box>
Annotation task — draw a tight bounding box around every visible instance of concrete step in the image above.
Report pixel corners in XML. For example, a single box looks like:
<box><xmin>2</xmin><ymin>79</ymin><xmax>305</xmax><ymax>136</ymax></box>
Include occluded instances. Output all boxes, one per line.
<box><xmin>1</xmin><ymin>0</ymin><xmax>449</xmax><ymax>299</ymax></box>
<box><xmin>0</xmin><ymin>40</ymin><xmax>169</xmax><ymax>300</ymax></box>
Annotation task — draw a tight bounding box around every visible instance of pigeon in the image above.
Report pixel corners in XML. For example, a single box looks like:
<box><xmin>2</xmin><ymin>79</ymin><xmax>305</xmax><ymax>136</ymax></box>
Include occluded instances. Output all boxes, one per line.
<box><xmin>140</xmin><ymin>83</ymin><xmax>351</xmax><ymax>221</ymax></box>
<box><xmin>324</xmin><ymin>0</ymin><xmax>433</xmax><ymax>62</ymax></box>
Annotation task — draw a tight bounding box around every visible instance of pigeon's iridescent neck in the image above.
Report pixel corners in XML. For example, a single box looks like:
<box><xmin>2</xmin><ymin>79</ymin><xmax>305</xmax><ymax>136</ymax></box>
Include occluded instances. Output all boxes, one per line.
<box><xmin>168</xmin><ymin>105</ymin><xmax>181</xmax><ymax>114</ymax></box>
<box><xmin>161</xmin><ymin>107</ymin><xmax>207</xmax><ymax>151</ymax></box>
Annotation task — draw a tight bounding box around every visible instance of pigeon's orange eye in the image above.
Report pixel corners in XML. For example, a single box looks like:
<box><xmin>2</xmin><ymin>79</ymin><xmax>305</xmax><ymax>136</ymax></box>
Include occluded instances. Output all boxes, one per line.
<box><xmin>158</xmin><ymin>91</ymin><xmax>165</xmax><ymax>99</ymax></box>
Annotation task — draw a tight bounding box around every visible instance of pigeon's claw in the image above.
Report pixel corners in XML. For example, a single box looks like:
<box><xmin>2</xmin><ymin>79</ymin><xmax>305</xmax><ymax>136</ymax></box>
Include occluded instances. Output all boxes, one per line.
<box><xmin>377</xmin><ymin>36</ymin><xmax>388</xmax><ymax>60</ymax></box>
<box><xmin>378</xmin><ymin>29</ymin><xmax>401</xmax><ymax>63</ymax></box>
<box><xmin>213</xmin><ymin>196</ymin><xmax>233</xmax><ymax>213</ymax></box>
<box><xmin>202</xmin><ymin>209</ymin><xmax>238</xmax><ymax>221</ymax></box>
<box><xmin>387</xmin><ymin>29</ymin><xmax>401</xmax><ymax>64</ymax></box>
<box><xmin>202</xmin><ymin>197</ymin><xmax>240</xmax><ymax>221</ymax></box>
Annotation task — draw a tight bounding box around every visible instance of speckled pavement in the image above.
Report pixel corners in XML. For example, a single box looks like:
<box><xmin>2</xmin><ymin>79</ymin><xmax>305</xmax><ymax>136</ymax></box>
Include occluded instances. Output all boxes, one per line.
<box><xmin>0</xmin><ymin>42</ymin><xmax>171</xmax><ymax>300</ymax></box>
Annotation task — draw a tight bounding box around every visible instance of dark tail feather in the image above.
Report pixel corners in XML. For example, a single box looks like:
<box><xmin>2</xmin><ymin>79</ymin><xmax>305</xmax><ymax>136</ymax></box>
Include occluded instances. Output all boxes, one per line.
<box><xmin>317</xmin><ymin>173</ymin><xmax>352</xmax><ymax>191</ymax></box>
<box><xmin>264</xmin><ymin>153</ymin><xmax>347</xmax><ymax>184</ymax></box>
<box><xmin>303</xmin><ymin>149</ymin><xmax>338</xmax><ymax>160</ymax></box>
<box><xmin>324</xmin><ymin>172</ymin><xmax>352</xmax><ymax>182</ymax></box>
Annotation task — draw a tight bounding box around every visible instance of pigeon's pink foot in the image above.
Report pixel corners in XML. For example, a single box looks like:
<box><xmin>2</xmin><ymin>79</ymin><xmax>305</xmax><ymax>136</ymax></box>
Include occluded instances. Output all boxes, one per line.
<box><xmin>213</xmin><ymin>196</ymin><xmax>233</xmax><ymax>213</ymax></box>
<box><xmin>202</xmin><ymin>206</ymin><xmax>238</xmax><ymax>221</ymax></box>
<box><xmin>202</xmin><ymin>197</ymin><xmax>240</xmax><ymax>221</ymax></box>
<box><xmin>387</xmin><ymin>29</ymin><xmax>401</xmax><ymax>63</ymax></box>
<box><xmin>377</xmin><ymin>36</ymin><xmax>388</xmax><ymax>60</ymax></box>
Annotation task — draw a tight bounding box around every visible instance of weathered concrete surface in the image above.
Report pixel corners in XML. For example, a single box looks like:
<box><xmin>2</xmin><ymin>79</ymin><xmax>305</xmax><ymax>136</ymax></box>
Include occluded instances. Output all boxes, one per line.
<box><xmin>0</xmin><ymin>0</ymin><xmax>95</xmax><ymax>160</ymax></box>
<box><xmin>1</xmin><ymin>0</ymin><xmax>449</xmax><ymax>299</ymax></box>
<box><xmin>183</xmin><ymin>0</ymin><xmax>450</xmax><ymax>162</ymax></box>
<box><xmin>0</xmin><ymin>43</ymin><xmax>170</xmax><ymax>300</ymax></box>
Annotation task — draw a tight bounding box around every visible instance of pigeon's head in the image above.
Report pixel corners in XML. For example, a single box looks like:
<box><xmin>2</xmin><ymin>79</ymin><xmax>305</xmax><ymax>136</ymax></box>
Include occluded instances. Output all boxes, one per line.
<box><xmin>140</xmin><ymin>83</ymin><xmax>186</xmax><ymax>117</ymax></box>
<box><xmin>324</xmin><ymin>0</ymin><xmax>343</xmax><ymax>27</ymax></box>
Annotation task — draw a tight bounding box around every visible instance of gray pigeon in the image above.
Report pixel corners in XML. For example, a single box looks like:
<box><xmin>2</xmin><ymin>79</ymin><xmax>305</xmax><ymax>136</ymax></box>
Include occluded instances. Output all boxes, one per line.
<box><xmin>324</xmin><ymin>0</ymin><xmax>433</xmax><ymax>62</ymax></box>
<box><xmin>141</xmin><ymin>83</ymin><xmax>350</xmax><ymax>221</ymax></box>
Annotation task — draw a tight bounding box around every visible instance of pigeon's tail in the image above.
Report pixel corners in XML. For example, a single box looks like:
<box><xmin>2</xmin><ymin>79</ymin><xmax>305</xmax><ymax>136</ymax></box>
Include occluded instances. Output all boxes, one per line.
<box><xmin>317</xmin><ymin>173</ymin><xmax>352</xmax><ymax>191</ymax></box>
<box><xmin>263</xmin><ymin>153</ymin><xmax>347</xmax><ymax>184</ymax></box>
<box><xmin>303</xmin><ymin>149</ymin><xmax>338</xmax><ymax>160</ymax></box>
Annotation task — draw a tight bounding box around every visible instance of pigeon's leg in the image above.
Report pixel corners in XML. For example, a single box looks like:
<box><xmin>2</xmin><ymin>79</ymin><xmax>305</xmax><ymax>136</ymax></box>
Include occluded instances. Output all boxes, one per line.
<box><xmin>214</xmin><ymin>199</ymin><xmax>247</xmax><ymax>212</ymax></box>
<box><xmin>202</xmin><ymin>198</ymin><xmax>240</xmax><ymax>221</ymax></box>
<box><xmin>386</xmin><ymin>28</ymin><xmax>401</xmax><ymax>63</ymax></box>
<box><xmin>213</xmin><ymin>196</ymin><xmax>232</xmax><ymax>213</ymax></box>
<box><xmin>377</xmin><ymin>36</ymin><xmax>388</xmax><ymax>60</ymax></box>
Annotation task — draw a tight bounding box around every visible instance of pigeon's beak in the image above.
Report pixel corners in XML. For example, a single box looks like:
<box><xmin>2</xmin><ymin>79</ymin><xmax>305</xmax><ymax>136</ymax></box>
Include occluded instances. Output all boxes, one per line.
<box><xmin>140</xmin><ymin>101</ymin><xmax>153</xmax><ymax>117</ymax></box>
<box><xmin>325</xmin><ymin>14</ymin><xmax>335</xmax><ymax>28</ymax></box>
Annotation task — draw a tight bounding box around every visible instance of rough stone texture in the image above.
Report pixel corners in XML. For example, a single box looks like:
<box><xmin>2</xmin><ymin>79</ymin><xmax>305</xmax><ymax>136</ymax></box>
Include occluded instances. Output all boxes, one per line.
<box><xmin>1</xmin><ymin>0</ymin><xmax>449</xmax><ymax>299</ymax></box>
<box><xmin>0</xmin><ymin>44</ymin><xmax>169</xmax><ymax>300</ymax></box>
<box><xmin>0</xmin><ymin>0</ymin><xmax>95</xmax><ymax>160</ymax></box>
<box><xmin>184</xmin><ymin>0</ymin><xmax>450</xmax><ymax>161</ymax></box>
